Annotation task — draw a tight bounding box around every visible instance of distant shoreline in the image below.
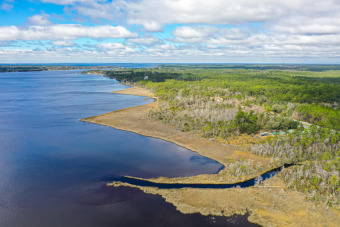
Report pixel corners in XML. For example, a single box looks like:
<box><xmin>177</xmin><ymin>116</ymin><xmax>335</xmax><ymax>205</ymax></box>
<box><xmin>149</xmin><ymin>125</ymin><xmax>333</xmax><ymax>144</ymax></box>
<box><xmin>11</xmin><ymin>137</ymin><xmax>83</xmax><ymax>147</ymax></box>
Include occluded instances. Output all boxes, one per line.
<box><xmin>0</xmin><ymin>65</ymin><xmax>119</xmax><ymax>73</ymax></box>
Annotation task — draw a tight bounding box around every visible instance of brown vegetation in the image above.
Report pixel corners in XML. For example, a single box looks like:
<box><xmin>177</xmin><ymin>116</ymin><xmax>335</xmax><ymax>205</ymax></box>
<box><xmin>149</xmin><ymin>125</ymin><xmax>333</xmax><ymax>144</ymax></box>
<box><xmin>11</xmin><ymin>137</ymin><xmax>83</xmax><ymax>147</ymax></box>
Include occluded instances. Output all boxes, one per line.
<box><xmin>81</xmin><ymin>86</ymin><xmax>340</xmax><ymax>226</ymax></box>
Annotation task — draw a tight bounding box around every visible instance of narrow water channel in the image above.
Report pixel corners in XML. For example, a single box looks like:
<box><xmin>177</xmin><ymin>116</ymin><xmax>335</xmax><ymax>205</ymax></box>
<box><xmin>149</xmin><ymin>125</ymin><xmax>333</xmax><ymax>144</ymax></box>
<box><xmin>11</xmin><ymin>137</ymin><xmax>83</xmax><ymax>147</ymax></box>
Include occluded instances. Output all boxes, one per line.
<box><xmin>113</xmin><ymin>164</ymin><xmax>295</xmax><ymax>189</ymax></box>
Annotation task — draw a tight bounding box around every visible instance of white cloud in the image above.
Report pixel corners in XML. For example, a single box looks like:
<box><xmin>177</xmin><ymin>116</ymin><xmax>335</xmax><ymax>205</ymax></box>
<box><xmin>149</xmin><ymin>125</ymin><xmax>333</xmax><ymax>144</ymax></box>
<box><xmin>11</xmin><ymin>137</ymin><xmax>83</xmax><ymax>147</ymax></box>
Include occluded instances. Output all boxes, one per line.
<box><xmin>97</xmin><ymin>42</ymin><xmax>136</xmax><ymax>53</ymax></box>
<box><xmin>172</xmin><ymin>26</ymin><xmax>249</xmax><ymax>43</ymax></box>
<box><xmin>270</xmin><ymin>17</ymin><xmax>340</xmax><ymax>35</ymax></box>
<box><xmin>126</xmin><ymin>0</ymin><xmax>284</xmax><ymax>30</ymax></box>
<box><xmin>52</xmin><ymin>40</ymin><xmax>74</xmax><ymax>46</ymax></box>
<box><xmin>97</xmin><ymin>43</ymin><xmax>125</xmax><ymax>49</ymax></box>
<box><xmin>126</xmin><ymin>34</ymin><xmax>161</xmax><ymax>45</ymax></box>
<box><xmin>172</xmin><ymin>26</ymin><xmax>214</xmax><ymax>39</ymax></box>
<box><xmin>124</xmin><ymin>0</ymin><xmax>340</xmax><ymax>34</ymax></box>
<box><xmin>70</xmin><ymin>1</ymin><xmax>116</xmax><ymax>21</ymax></box>
<box><xmin>171</xmin><ymin>25</ymin><xmax>340</xmax><ymax>47</ymax></box>
<box><xmin>27</xmin><ymin>13</ymin><xmax>52</xmax><ymax>26</ymax></box>
<box><xmin>0</xmin><ymin>24</ymin><xmax>138</xmax><ymax>41</ymax></box>
<box><xmin>42</xmin><ymin>0</ymin><xmax>125</xmax><ymax>22</ymax></box>
<box><xmin>2</xmin><ymin>0</ymin><xmax>340</xmax><ymax>62</ymax></box>
<box><xmin>1</xmin><ymin>40</ymin><xmax>340</xmax><ymax>63</ymax></box>
<box><xmin>1</xmin><ymin>3</ymin><xmax>13</xmax><ymax>11</ymax></box>
<box><xmin>40</xmin><ymin>0</ymin><xmax>98</xmax><ymax>5</ymax></box>
<box><xmin>169</xmin><ymin>25</ymin><xmax>340</xmax><ymax>60</ymax></box>
<box><xmin>42</xmin><ymin>0</ymin><xmax>340</xmax><ymax>35</ymax></box>
<box><xmin>139</xmin><ymin>21</ymin><xmax>163</xmax><ymax>32</ymax></box>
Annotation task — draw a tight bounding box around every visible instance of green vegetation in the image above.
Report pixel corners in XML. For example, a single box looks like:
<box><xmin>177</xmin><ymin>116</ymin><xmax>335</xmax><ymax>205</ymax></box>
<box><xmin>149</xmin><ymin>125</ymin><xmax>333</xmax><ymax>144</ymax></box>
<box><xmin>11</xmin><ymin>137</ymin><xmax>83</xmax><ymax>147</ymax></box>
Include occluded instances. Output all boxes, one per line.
<box><xmin>0</xmin><ymin>65</ymin><xmax>118</xmax><ymax>73</ymax></box>
<box><xmin>226</xmin><ymin>158</ymin><xmax>264</xmax><ymax>178</ymax></box>
<box><xmin>102</xmin><ymin>64</ymin><xmax>340</xmax><ymax>208</ymax></box>
<box><xmin>296</xmin><ymin>104</ymin><xmax>340</xmax><ymax>130</ymax></box>
<box><xmin>0</xmin><ymin>66</ymin><xmax>50</xmax><ymax>72</ymax></box>
<box><xmin>283</xmin><ymin>160</ymin><xmax>339</xmax><ymax>208</ymax></box>
<box><xmin>105</xmin><ymin>65</ymin><xmax>340</xmax><ymax>131</ymax></box>
<box><xmin>250</xmin><ymin>126</ymin><xmax>340</xmax><ymax>208</ymax></box>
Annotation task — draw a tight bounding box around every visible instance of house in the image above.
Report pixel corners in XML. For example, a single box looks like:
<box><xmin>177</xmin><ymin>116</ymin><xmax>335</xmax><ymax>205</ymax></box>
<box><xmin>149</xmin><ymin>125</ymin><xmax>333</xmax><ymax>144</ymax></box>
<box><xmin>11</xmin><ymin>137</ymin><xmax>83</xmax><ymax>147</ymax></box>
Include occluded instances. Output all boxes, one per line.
<box><xmin>260</xmin><ymin>132</ymin><xmax>269</xmax><ymax>137</ymax></box>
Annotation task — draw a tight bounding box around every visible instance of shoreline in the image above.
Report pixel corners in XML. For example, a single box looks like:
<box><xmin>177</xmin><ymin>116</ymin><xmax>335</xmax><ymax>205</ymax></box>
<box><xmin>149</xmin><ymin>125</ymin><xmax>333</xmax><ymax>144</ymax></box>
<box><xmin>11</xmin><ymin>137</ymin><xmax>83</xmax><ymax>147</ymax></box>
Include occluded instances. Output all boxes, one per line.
<box><xmin>80</xmin><ymin>85</ymin><xmax>340</xmax><ymax>226</ymax></box>
<box><xmin>81</xmin><ymin>86</ymin><xmax>274</xmax><ymax>182</ymax></box>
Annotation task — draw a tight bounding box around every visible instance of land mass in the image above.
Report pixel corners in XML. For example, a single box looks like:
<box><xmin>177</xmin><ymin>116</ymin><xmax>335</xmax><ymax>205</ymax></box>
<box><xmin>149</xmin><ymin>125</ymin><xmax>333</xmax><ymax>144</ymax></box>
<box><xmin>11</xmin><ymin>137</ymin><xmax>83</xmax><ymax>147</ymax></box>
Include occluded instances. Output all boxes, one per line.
<box><xmin>0</xmin><ymin>65</ymin><xmax>118</xmax><ymax>73</ymax></box>
<box><xmin>81</xmin><ymin>85</ymin><xmax>340</xmax><ymax>226</ymax></box>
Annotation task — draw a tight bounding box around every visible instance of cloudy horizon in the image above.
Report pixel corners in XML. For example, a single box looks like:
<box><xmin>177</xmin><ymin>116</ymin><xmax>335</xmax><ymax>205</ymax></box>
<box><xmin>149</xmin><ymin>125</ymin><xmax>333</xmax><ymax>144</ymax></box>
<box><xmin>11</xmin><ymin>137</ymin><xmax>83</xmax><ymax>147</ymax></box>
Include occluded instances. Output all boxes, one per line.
<box><xmin>1</xmin><ymin>0</ymin><xmax>340</xmax><ymax>63</ymax></box>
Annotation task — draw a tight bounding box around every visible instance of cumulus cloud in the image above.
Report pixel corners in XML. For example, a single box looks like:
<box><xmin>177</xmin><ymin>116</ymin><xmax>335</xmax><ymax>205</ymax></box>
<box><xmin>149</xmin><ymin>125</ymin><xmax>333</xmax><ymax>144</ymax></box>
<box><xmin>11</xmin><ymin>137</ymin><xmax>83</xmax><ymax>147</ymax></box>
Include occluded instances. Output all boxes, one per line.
<box><xmin>270</xmin><ymin>16</ymin><xmax>340</xmax><ymax>35</ymax></box>
<box><xmin>97</xmin><ymin>42</ymin><xmax>136</xmax><ymax>53</ymax></box>
<box><xmin>69</xmin><ymin>1</ymin><xmax>117</xmax><ymax>21</ymax></box>
<box><xmin>169</xmin><ymin>24</ymin><xmax>340</xmax><ymax>60</ymax></box>
<box><xmin>172</xmin><ymin>26</ymin><xmax>214</xmax><ymax>39</ymax></box>
<box><xmin>125</xmin><ymin>0</ymin><xmax>286</xmax><ymax>31</ymax></box>
<box><xmin>40</xmin><ymin>0</ymin><xmax>97</xmax><ymax>5</ymax></box>
<box><xmin>52</xmin><ymin>40</ymin><xmax>74</xmax><ymax>46</ymax></box>
<box><xmin>126</xmin><ymin>0</ymin><xmax>340</xmax><ymax>34</ymax></box>
<box><xmin>1</xmin><ymin>39</ymin><xmax>340</xmax><ymax>63</ymax></box>
<box><xmin>126</xmin><ymin>34</ymin><xmax>162</xmax><ymax>45</ymax></box>
<box><xmin>0</xmin><ymin>24</ymin><xmax>138</xmax><ymax>41</ymax></box>
<box><xmin>1</xmin><ymin>2</ymin><xmax>13</xmax><ymax>11</ymax></box>
<box><xmin>2</xmin><ymin>0</ymin><xmax>340</xmax><ymax>62</ymax></box>
<box><xmin>43</xmin><ymin>0</ymin><xmax>125</xmax><ymax>22</ymax></box>
<box><xmin>41</xmin><ymin>0</ymin><xmax>340</xmax><ymax>34</ymax></box>
<box><xmin>172</xmin><ymin>25</ymin><xmax>340</xmax><ymax>48</ymax></box>
<box><xmin>172</xmin><ymin>26</ymin><xmax>249</xmax><ymax>43</ymax></box>
<box><xmin>27</xmin><ymin>13</ymin><xmax>52</xmax><ymax>25</ymax></box>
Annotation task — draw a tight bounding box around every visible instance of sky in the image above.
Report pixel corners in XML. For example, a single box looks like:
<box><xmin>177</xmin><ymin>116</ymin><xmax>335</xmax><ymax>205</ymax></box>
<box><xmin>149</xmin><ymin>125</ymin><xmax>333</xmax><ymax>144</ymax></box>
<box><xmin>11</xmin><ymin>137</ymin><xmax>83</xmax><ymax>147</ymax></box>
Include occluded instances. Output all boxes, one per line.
<box><xmin>0</xmin><ymin>0</ymin><xmax>340</xmax><ymax>63</ymax></box>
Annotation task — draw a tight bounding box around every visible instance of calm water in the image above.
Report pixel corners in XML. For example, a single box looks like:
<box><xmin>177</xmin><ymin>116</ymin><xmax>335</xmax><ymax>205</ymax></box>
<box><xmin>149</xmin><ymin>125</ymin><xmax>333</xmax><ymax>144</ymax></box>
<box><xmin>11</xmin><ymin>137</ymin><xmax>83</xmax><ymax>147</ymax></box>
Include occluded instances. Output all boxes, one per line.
<box><xmin>0</xmin><ymin>70</ymin><xmax>258</xmax><ymax>226</ymax></box>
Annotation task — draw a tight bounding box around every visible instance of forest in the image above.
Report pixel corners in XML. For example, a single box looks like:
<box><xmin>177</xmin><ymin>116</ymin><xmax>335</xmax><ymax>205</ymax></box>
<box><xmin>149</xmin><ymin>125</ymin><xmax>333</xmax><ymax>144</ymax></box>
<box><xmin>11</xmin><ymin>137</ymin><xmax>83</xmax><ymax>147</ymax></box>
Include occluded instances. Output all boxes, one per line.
<box><xmin>102</xmin><ymin>64</ymin><xmax>340</xmax><ymax>209</ymax></box>
<box><xmin>0</xmin><ymin>65</ymin><xmax>118</xmax><ymax>72</ymax></box>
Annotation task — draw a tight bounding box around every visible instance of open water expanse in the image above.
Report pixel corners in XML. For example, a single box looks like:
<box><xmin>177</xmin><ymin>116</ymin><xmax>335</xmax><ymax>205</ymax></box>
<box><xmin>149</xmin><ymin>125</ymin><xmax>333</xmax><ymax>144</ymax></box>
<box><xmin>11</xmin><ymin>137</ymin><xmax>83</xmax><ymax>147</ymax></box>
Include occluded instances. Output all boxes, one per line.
<box><xmin>0</xmin><ymin>70</ymin><xmax>258</xmax><ymax>226</ymax></box>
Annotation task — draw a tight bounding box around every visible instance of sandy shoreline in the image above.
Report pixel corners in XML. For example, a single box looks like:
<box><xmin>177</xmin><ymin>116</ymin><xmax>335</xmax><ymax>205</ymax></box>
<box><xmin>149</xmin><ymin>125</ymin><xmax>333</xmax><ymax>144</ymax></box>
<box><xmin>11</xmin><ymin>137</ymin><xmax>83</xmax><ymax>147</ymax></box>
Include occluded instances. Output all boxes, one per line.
<box><xmin>81</xmin><ymin>86</ymin><xmax>273</xmax><ymax>182</ymax></box>
<box><xmin>111</xmin><ymin>86</ymin><xmax>155</xmax><ymax>98</ymax></box>
<box><xmin>80</xmin><ymin>85</ymin><xmax>340</xmax><ymax>226</ymax></box>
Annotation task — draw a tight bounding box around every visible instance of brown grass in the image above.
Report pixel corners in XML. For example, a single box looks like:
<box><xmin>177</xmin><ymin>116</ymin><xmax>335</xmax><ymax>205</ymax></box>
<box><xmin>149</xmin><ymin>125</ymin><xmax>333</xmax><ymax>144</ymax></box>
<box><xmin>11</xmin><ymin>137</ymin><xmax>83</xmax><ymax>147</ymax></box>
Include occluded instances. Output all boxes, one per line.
<box><xmin>81</xmin><ymin>85</ymin><xmax>340</xmax><ymax>226</ymax></box>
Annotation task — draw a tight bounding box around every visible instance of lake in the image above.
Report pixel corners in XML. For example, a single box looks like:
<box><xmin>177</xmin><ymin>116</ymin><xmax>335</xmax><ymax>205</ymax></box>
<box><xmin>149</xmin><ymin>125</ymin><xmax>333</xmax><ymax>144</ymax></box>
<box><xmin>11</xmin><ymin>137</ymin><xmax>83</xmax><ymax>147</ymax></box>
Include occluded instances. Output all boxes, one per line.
<box><xmin>0</xmin><ymin>70</ymin><xmax>258</xmax><ymax>226</ymax></box>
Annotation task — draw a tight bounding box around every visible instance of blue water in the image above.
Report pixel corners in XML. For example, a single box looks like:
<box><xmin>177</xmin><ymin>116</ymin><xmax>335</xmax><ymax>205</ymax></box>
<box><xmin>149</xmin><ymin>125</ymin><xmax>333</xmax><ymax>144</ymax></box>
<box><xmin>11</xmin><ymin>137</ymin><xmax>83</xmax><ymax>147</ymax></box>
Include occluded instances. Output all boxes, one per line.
<box><xmin>0</xmin><ymin>70</ymin><xmax>258</xmax><ymax>226</ymax></box>
<box><xmin>0</xmin><ymin>63</ymin><xmax>159</xmax><ymax>68</ymax></box>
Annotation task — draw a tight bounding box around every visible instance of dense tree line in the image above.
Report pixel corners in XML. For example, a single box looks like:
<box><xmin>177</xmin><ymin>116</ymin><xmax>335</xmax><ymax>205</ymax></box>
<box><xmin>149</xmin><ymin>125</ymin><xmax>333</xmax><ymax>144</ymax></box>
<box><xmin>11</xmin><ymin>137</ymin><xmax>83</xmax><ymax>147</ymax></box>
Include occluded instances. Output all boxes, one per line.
<box><xmin>101</xmin><ymin>65</ymin><xmax>340</xmax><ymax>208</ymax></box>
<box><xmin>106</xmin><ymin>67</ymin><xmax>340</xmax><ymax>104</ymax></box>
<box><xmin>296</xmin><ymin>104</ymin><xmax>340</xmax><ymax>130</ymax></box>
<box><xmin>0</xmin><ymin>66</ymin><xmax>49</xmax><ymax>72</ymax></box>
<box><xmin>282</xmin><ymin>160</ymin><xmax>339</xmax><ymax>208</ymax></box>
<box><xmin>161</xmin><ymin>64</ymin><xmax>340</xmax><ymax>72</ymax></box>
<box><xmin>105</xmin><ymin>66</ymin><xmax>340</xmax><ymax>130</ymax></box>
<box><xmin>0</xmin><ymin>66</ymin><xmax>117</xmax><ymax>73</ymax></box>
<box><xmin>249</xmin><ymin>127</ymin><xmax>339</xmax><ymax>163</ymax></box>
<box><xmin>249</xmin><ymin>126</ymin><xmax>339</xmax><ymax>207</ymax></box>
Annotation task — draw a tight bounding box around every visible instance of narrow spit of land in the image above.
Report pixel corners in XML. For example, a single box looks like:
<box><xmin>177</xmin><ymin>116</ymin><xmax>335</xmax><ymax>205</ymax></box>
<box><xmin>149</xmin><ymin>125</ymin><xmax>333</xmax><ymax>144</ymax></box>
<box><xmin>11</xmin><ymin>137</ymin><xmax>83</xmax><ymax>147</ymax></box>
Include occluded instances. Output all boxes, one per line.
<box><xmin>80</xmin><ymin>86</ymin><xmax>340</xmax><ymax>227</ymax></box>
<box><xmin>110</xmin><ymin>163</ymin><xmax>297</xmax><ymax>189</ymax></box>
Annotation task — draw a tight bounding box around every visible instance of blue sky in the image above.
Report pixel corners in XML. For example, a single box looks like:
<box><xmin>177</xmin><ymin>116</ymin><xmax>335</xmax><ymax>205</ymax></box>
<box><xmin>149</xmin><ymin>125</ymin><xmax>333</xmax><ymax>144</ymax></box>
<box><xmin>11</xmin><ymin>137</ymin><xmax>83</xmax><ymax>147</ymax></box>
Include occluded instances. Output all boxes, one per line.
<box><xmin>1</xmin><ymin>0</ymin><xmax>340</xmax><ymax>63</ymax></box>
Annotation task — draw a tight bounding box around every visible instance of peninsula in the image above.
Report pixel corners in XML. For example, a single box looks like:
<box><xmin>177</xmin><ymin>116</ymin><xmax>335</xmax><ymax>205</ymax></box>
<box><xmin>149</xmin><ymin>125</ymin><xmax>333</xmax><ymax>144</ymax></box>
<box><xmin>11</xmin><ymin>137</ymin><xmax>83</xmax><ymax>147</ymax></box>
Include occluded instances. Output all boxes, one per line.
<box><xmin>81</xmin><ymin>65</ymin><xmax>340</xmax><ymax>226</ymax></box>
